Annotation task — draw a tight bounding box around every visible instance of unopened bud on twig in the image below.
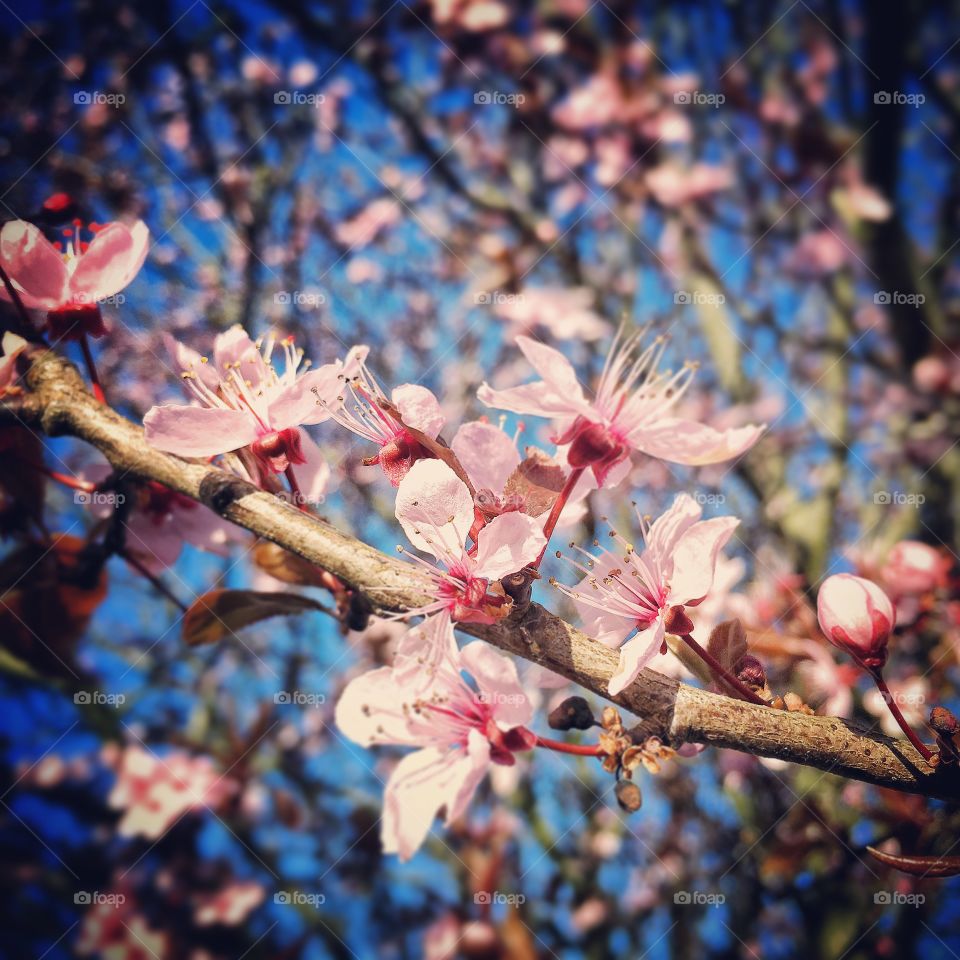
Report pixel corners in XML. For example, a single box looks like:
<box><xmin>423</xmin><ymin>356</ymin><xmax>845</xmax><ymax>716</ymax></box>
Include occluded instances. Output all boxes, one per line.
<box><xmin>614</xmin><ymin>779</ymin><xmax>643</xmax><ymax>813</ymax></box>
<box><xmin>548</xmin><ymin>696</ymin><xmax>597</xmax><ymax>731</ymax></box>
<box><xmin>735</xmin><ymin>654</ymin><xmax>766</xmax><ymax>690</ymax></box>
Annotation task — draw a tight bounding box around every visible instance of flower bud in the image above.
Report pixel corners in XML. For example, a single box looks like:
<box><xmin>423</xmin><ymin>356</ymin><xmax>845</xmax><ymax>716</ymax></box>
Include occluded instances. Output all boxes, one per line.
<box><xmin>548</xmin><ymin>696</ymin><xmax>597</xmax><ymax>731</ymax></box>
<box><xmin>734</xmin><ymin>654</ymin><xmax>766</xmax><ymax>690</ymax></box>
<box><xmin>614</xmin><ymin>779</ymin><xmax>643</xmax><ymax>813</ymax></box>
<box><xmin>816</xmin><ymin>574</ymin><xmax>894</xmax><ymax>670</ymax></box>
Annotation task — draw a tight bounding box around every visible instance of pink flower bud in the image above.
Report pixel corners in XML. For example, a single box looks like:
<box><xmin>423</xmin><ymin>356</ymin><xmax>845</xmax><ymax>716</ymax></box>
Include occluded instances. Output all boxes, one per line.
<box><xmin>817</xmin><ymin>574</ymin><xmax>895</xmax><ymax>669</ymax></box>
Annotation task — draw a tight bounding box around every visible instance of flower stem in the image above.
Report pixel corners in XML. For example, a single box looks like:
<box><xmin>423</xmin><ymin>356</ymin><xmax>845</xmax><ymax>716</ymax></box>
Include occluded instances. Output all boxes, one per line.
<box><xmin>79</xmin><ymin>334</ymin><xmax>106</xmax><ymax>403</ymax></box>
<box><xmin>534</xmin><ymin>466</ymin><xmax>585</xmax><ymax>568</ymax></box>
<box><xmin>533</xmin><ymin>734</ymin><xmax>603</xmax><ymax>757</ymax></box>
<box><xmin>0</xmin><ymin>262</ymin><xmax>34</xmax><ymax>334</ymax></box>
<box><xmin>870</xmin><ymin>671</ymin><xmax>934</xmax><ymax>762</ymax></box>
<box><xmin>679</xmin><ymin>633</ymin><xmax>767</xmax><ymax>706</ymax></box>
<box><xmin>284</xmin><ymin>466</ymin><xmax>310</xmax><ymax>513</ymax></box>
<box><xmin>121</xmin><ymin>551</ymin><xmax>187</xmax><ymax>612</ymax></box>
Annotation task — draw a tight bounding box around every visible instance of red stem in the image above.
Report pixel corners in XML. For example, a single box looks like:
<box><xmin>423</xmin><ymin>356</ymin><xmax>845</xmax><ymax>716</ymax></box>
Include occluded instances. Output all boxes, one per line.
<box><xmin>79</xmin><ymin>334</ymin><xmax>106</xmax><ymax>403</ymax></box>
<box><xmin>284</xmin><ymin>465</ymin><xmax>311</xmax><ymax>513</ymax></box>
<box><xmin>533</xmin><ymin>734</ymin><xmax>603</xmax><ymax>757</ymax></box>
<box><xmin>121</xmin><ymin>552</ymin><xmax>188</xmax><ymax>612</ymax></box>
<box><xmin>679</xmin><ymin>633</ymin><xmax>768</xmax><ymax>706</ymax></box>
<box><xmin>534</xmin><ymin>466</ymin><xmax>585</xmax><ymax>569</ymax></box>
<box><xmin>870</xmin><ymin>671</ymin><xmax>934</xmax><ymax>762</ymax></box>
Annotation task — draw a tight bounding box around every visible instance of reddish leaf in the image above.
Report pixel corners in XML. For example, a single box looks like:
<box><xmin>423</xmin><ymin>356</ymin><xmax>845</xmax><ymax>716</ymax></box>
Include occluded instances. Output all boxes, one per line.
<box><xmin>182</xmin><ymin>589</ymin><xmax>327</xmax><ymax>646</ymax></box>
<box><xmin>866</xmin><ymin>845</ymin><xmax>960</xmax><ymax>878</ymax></box>
<box><xmin>504</xmin><ymin>450</ymin><xmax>567</xmax><ymax>517</ymax></box>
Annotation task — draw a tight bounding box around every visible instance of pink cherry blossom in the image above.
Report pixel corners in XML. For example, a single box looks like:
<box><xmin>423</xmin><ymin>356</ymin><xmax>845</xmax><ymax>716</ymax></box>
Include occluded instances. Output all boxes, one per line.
<box><xmin>194</xmin><ymin>881</ymin><xmax>265</xmax><ymax>926</ymax></box>
<box><xmin>145</xmin><ymin>327</ymin><xmax>356</xmax><ymax>498</ymax></box>
<box><xmin>816</xmin><ymin>573</ymin><xmax>895</xmax><ymax>669</ymax></box>
<box><xmin>107</xmin><ymin>745</ymin><xmax>236</xmax><ymax>839</ymax></box>
<box><xmin>77</xmin><ymin>888</ymin><xmax>171</xmax><ymax>960</ymax></box>
<box><xmin>333</xmin><ymin>197</ymin><xmax>401</xmax><ymax>248</ymax></box>
<box><xmin>478</xmin><ymin>332</ymin><xmax>764</xmax><ymax>485</ymax></box>
<box><xmin>0</xmin><ymin>217</ymin><xmax>149</xmax><ymax>339</ymax></box>
<box><xmin>492</xmin><ymin>286</ymin><xmax>608</xmax><ymax>341</ymax></box>
<box><xmin>318</xmin><ymin>352</ymin><xmax>445</xmax><ymax>485</ymax></box>
<box><xmin>881</xmin><ymin>540</ymin><xmax>950</xmax><ymax>597</ymax></box>
<box><xmin>394</xmin><ymin>459</ymin><xmax>546</xmax><ymax>623</ymax></box>
<box><xmin>645</xmin><ymin>163</ymin><xmax>733</xmax><ymax>207</ymax></box>
<box><xmin>863</xmin><ymin>676</ymin><xmax>929</xmax><ymax>740</ymax></box>
<box><xmin>335</xmin><ymin>612</ymin><xmax>535</xmax><ymax>860</ymax></box>
<box><xmin>552</xmin><ymin>493</ymin><xmax>740</xmax><ymax>695</ymax></box>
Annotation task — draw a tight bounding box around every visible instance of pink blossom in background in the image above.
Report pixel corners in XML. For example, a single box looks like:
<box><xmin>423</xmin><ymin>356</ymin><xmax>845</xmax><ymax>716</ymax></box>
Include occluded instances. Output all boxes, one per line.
<box><xmin>0</xmin><ymin>216</ymin><xmax>149</xmax><ymax>339</ymax></box>
<box><xmin>194</xmin><ymin>882</ymin><xmax>265</xmax><ymax>927</ymax></box>
<box><xmin>881</xmin><ymin>540</ymin><xmax>950</xmax><ymax>597</ymax></box>
<box><xmin>333</xmin><ymin>197</ymin><xmax>401</xmax><ymax>248</ymax></box>
<box><xmin>76</xmin><ymin>887</ymin><xmax>170</xmax><ymax>959</ymax></box>
<box><xmin>784</xmin><ymin>228</ymin><xmax>849</xmax><ymax>277</ymax></box>
<box><xmin>479</xmin><ymin>333</ymin><xmax>764</xmax><ymax>485</ymax></box>
<box><xmin>795</xmin><ymin>641</ymin><xmax>857</xmax><ymax>718</ymax></box>
<box><xmin>553</xmin><ymin>492</ymin><xmax>740</xmax><ymax>695</ymax></box>
<box><xmin>393</xmin><ymin>459</ymin><xmax>545</xmax><ymax>623</ymax></box>
<box><xmin>107</xmin><ymin>745</ymin><xmax>236</xmax><ymax>840</ymax></box>
<box><xmin>492</xmin><ymin>285</ymin><xmax>608</xmax><ymax>341</ymax></box>
<box><xmin>552</xmin><ymin>73</ymin><xmax>626</xmax><ymax>130</ymax></box>
<box><xmin>645</xmin><ymin>163</ymin><xmax>733</xmax><ymax>207</ymax></box>
<box><xmin>863</xmin><ymin>676</ymin><xmax>929</xmax><ymax>740</ymax></box>
<box><xmin>430</xmin><ymin>0</ymin><xmax>510</xmax><ymax>31</ymax></box>
<box><xmin>335</xmin><ymin>612</ymin><xmax>535</xmax><ymax>860</ymax></box>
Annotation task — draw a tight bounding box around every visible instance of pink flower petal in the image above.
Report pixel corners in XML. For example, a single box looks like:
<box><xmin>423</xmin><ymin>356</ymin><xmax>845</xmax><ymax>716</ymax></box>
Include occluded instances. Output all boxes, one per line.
<box><xmin>266</xmin><ymin>360</ymin><xmax>346</xmax><ymax>428</ymax></box>
<box><xmin>472</xmin><ymin>511</ymin><xmax>546</xmax><ymax>580</ymax></box>
<box><xmin>213</xmin><ymin>324</ymin><xmax>262</xmax><ymax>374</ymax></box>
<box><xmin>163</xmin><ymin>333</ymin><xmax>220</xmax><ymax>390</ymax></box>
<box><xmin>335</xmin><ymin>665</ymin><xmax>422</xmax><ymax>748</ymax></box>
<box><xmin>0</xmin><ymin>220</ymin><xmax>68</xmax><ymax>308</ymax></box>
<box><xmin>608</xmin><ymin>620</ymin><xmax>666</xmax><ymax>695</ymax></box>
<box><xmin>645</xmin><ymin>492</ymin><xmax>702</xmax><ymax>559</ymax></box>
<box><xmin>70</xmin><ymin>221</ymin><xmax>149</xmax><ymax>303</ymax></box>
<box><xmin>668</xmin><ymin>516</ymin><xmax>740</xmax><ymax>605</ymax></box>
<box><xmin>451</xmin><ymin>421</ymin><xmax>520</xmax><ymax>494</ymax></box>
<box><xmin>459</xmin><ymin>641</ymin><xmax>533</xmax><ymax>726</ymax></box>
<box><xmin>392</xmin><ymin>383</ymin><xmax>445</xmax><ymax>437</ymax></box>
<box><xmin>144</xmin><ymin>404</ymin><xmax>259</xmax><ymax>457</ymax></box>
<box><xmin>289</xmin><ymin>430</ymin><xmax>331</xmax><ymax>506</ymax></box>
<box><xmin>395</xmin><ymin>459</ymin><xmax>474</xmax><ymax>558</ymax></box>
<box><xmin>630</xmin><ymin>417</ymin><xmax>763</xmax><ymax>466</ymax></box>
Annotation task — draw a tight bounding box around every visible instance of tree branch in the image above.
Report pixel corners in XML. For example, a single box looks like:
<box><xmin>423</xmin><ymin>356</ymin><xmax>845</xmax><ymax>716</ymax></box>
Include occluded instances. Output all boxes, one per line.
<box><xmin>9</xmin><ymin>349</ymin><xmax>958</xmax><ymax>800</ymax></box>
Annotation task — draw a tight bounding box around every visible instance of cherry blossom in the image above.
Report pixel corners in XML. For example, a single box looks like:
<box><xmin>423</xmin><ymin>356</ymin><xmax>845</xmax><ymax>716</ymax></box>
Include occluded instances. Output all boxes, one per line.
<box><xmin>816</xmin><ymin>573</ymin><xmax>895</xmax><ymax>669</ymax></box>
<box><xmin>76</xmin><ymin>888</ymin><xmax>171</xmax><ymax>960</ymax></box>
<box><xmin>492</xmin><ymin>286</ymin><xmax>608</xmax><ymax>341</ymax></box>
<box><xmin>335</xmin><ymin>612</ymin><xmax>534</xmax><ymax>860</ymax></box>
<box><xmin>145</xmin><ymin>327</ymin><xmax>357</xmax><ymax>499</ymax></box>
<box><xmin>479</xmin><ymin>332</ymin><xmax>764</xmax><ymax>485</ymax></box>
<box><xmin>881</xmin><ymin>540</ymin><xmax>950</xmax><ymax>597</ymax></box>
<box><xmin>552</xmin><ymin>493</ymin><xmax>740</xmax><ymax>695</ymax></box>
<box><xmin>317</xmin><ymin>352</ymin><xmax>445</xmax><ymax>485</ymax></box>
<box><xmin>107</xmin><ymin>745</ymin><xmax>235</xmax><ymax>839</ymax></box>
<box><xmin>393</xmin><ymin>459</ymin><xmax>546</xmax><ymax>623</ymax></box>
<box><xmin>0</xmin><ymin>216</ymin><xmax>149</xmax><ymax>339</ymax></box>
<box><xmin>194</xmin><ymin>882</ymin><xmax>265</xmax><ymax>927</ymax></box>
